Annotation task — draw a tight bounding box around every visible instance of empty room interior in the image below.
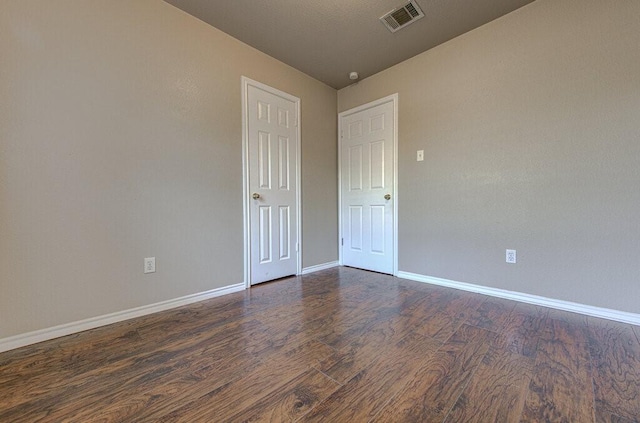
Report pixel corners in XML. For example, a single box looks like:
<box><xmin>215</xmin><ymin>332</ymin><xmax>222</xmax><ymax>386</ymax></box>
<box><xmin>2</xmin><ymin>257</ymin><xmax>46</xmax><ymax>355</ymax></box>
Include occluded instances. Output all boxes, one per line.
<box><xmin>1</xmin><ymin>0</ymin><xmax>640</xmax><ymax>421</ymax></box>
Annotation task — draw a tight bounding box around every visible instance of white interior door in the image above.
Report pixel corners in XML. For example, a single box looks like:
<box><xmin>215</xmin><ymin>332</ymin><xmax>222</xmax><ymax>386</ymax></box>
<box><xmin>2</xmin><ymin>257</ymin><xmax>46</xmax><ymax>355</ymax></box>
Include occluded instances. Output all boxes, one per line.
<box><xmin>245</xmin><ymin>79</ymin><xmax>300</xmax><ymax>285</ymax></box>
<box><xmin>340</xmin><ymin>96</ymin><xmax>396</xmax><ymax>274</ymax></box>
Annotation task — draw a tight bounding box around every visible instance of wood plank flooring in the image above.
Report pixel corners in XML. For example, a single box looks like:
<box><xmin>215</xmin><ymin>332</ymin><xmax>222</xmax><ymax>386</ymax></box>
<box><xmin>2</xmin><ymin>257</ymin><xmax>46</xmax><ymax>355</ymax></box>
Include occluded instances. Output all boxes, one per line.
<box><xmin>1</xmin><ymin>267</ymin><xmax>639</xmax><ymax>422</ymax></box>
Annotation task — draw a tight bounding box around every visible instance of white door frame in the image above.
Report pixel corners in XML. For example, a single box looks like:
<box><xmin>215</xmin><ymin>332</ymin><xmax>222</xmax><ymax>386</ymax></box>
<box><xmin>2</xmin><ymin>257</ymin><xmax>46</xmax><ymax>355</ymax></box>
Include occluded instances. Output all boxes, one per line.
<box><xmin>241</xmin><ymin>76</ymin><xmax>302</xmax><ymax>288</ymax></box>
<box><xmin>338</xmin><ymin>94</ymin><xmax>399</xmax><ymax>276</ymax></box>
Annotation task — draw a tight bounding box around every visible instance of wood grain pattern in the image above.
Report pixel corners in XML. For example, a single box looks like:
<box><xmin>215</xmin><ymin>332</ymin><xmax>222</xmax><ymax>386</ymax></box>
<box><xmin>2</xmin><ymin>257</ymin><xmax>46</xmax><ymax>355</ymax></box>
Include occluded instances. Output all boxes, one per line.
<box><xmin>464</xmin><ymin>296</ymin><xmax>517</xmax><ymax>333</ymax></box>
<box><xmin>588</xmin><ymin>318</ymin><xmax>640</xmax><ymax>422</ymax></box>
<box><xmin>494</xmin><ymin>302</ymin><xmax>549</xmax><ymax>358</ymax></box>
<box><xmin>444</xmin><ymin>347</ymin><xmax>534</xmax><ymax>422</ymax></box>
<box><xmin>302</xmin><ymin>331</ymin><xmax>442</xmax><ymax>422</ymax></box>
<box><xmin>226</xmin><ymin>368</ymin><xmax>339</xmax><ymax>422</ymax></box>
<box><xmin>0</xmin><ymin>267</ymin><xmax>638</xmax><ymax>422</ymax></box>
<box><xmin>521</xmin><ymin>317</ymin><xmax>596</xmax><ymax>422</ymax></box>
<box><xmin>314</xmin><ymin>286</ymin><xmax>455</xmax><ymax>384</ymax></box>
<box><xmin>371</xmin><ymin>324</ymin><xmax>493</xmax><ymax>422</ymax></box>
<box><xmin>595</xmin><ymin>409</ymin><xmax>638</xmax><ymax>423</ymax></box>
<box><xmin>413</xmin><ymin>290</ymin><xmax>486</xmax><ymax>343</ymax></box>
<box><xmin>159</xmin><ymin>366</ymin><xmax>338</xmax><ymax>423</ymax></box>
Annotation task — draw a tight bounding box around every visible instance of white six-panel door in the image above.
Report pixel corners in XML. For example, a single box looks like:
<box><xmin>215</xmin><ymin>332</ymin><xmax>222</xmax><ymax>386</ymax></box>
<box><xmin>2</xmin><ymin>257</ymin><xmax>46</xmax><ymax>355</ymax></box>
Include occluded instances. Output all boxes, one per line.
<box><xmin>340</xmin><ymin>96</ymin><xmax>396</xmax><ymax>274</ymax></box>
<box><xmin>245</xmin><ymin>79</ymin><xmax>299</xmax><ymax>285</ymax></box>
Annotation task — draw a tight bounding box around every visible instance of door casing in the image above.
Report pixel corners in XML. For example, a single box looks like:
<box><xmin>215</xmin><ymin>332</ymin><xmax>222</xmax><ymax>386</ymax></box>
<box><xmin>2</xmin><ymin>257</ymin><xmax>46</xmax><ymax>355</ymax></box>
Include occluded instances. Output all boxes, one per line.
<box><xmin>338</xmin><ymin>94</ymin><xmax>399</xmax><ymax>276</ymax></box>
<box><xmin>242</xmin><ymin>76</ymin><xmax>302</xmax><ymax>288</ymax></box>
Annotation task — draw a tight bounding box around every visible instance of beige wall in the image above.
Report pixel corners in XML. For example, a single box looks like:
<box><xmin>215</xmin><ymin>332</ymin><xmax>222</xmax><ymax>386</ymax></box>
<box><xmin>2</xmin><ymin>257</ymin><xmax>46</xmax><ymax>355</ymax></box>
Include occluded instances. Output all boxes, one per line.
<box><xmin>0</xmin><ymin>0</ymin><xmax>337</xmax><ymax>338</ymax></box>
<box><xmin>339</xmin><ymin>0</ymin><xmax>640</xmax><ymax>313</ymax></box>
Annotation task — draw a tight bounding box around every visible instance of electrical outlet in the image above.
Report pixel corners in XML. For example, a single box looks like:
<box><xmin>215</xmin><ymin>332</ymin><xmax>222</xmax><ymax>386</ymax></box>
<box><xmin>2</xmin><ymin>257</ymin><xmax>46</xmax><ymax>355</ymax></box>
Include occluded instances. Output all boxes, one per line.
<box><xmin>417</xmin><ymin>150</ymin><xmax>424</xmax><ymax>161</ymax></box>
<box><xmin>144</xmin><ymin>257</ymin><xmax>156</xmax><ymax>274</ymax></box>
<box><xmin>506</xmin><ymin>249</ymin><xmax>516</xmax><ymax>264</ymax></box>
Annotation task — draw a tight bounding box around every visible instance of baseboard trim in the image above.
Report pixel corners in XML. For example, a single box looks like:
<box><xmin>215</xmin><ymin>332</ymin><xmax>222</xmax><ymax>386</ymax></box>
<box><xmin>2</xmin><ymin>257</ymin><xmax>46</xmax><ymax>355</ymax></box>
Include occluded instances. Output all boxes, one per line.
<box><xmin>397</xmin><ymin>271</ymin><xmax>640</xmax><ymax>326</ymax></box>
<box><xmin>0</xmin><ymin>283</ymin><xmax>245</xmax><ymax>353</ymax></box>
<box><xmin>301</xmin><ymin>261</ymin><xmax>339</xmax><ymax>275</ymax></box>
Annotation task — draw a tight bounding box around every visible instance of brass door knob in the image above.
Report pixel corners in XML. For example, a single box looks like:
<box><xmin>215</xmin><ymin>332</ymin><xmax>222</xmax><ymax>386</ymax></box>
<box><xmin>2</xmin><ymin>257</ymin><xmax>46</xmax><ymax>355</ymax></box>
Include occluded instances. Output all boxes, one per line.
<box><xmin>384</xmin><ymin>194</ymin><xmax>391</xmax><ymax>200</ymax></box>
<box><xmin>252</xmin><ymin>193</ymin><xmax>260</xmax><ymax>200</ymax></box>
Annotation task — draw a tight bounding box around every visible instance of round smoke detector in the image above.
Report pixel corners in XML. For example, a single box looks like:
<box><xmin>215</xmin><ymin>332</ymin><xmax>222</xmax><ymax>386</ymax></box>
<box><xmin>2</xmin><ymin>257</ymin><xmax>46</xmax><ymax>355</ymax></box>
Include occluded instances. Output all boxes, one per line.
<box><xmin>349</xmin><ymin>72</ymin><xmax>359</xmax><ymax>80</ymax></box>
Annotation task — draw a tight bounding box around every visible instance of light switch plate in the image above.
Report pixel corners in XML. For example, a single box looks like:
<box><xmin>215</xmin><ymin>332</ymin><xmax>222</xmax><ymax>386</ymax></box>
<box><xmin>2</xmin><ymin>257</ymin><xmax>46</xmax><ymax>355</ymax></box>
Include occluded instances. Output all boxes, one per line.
<box><xmin>417</xmin><ymin>150</ymin><xmax>424</xmax><ymax>161</ymax></box>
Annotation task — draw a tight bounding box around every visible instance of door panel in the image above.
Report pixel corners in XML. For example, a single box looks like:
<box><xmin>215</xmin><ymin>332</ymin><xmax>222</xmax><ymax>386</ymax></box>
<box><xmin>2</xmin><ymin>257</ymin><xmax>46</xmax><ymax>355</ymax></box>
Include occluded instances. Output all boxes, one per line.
<box><xmin>370</xmin><ymin>205</ymin><xmax>385</xmax><ymax>254</ymax></box>
<box><xmin>259</xmin><ymin>206</ymin><xmax>272</xmax><ymax>263</ymax></box>
<box><xmin>278</xmin><ymin>136</ymin><xmax>289</xmax><ymax>189</ymax></box>
<box><xmin>349</xmin><ymin>206</ymin><xmax>363</xmax><ymax>251</ymax></box>
<box><xmin>248</xmin><ymin>83</ymin><xmax>298</xmax><ymax>284</ymax></box>
<box><xmin>279</xmin><ymin>206</ymin><xmax>290</xmax><ymax>260</ymax></box>
<box><xmin>259</xmin><ymin>131</ymin><xmax>271</xmax><ymax>189</ymax></box>
<box><xmin>349</xmin><ymin>145</ymin><xmax>363</xmax><ymax>191</ymax></box>
<box><xmin>341</xmin><ymin>98</ymin><xmax>395</xmax><ymax>274</ymax></box>
<box><xmin>370</xmin><ymin>140</ymin><xmax>385</xmax><ymax>189</ymax></box>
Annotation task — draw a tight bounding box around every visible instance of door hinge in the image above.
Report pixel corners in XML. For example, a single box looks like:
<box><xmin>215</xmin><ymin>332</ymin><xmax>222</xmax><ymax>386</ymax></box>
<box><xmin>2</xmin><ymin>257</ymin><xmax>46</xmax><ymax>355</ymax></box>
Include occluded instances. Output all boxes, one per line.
<box><xmin>341</xmin><ymin>238</ymin><xmax>344</xmax><ymax>246</ymax></box>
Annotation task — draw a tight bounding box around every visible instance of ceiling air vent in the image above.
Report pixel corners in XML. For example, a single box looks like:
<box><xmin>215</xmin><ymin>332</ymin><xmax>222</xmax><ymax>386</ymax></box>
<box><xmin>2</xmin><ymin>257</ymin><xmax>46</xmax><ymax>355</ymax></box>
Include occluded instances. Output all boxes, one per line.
<box><xmin>380</xmin><ymin>0</ymin><xmax>425</xmax><ymax>33</ymax></box>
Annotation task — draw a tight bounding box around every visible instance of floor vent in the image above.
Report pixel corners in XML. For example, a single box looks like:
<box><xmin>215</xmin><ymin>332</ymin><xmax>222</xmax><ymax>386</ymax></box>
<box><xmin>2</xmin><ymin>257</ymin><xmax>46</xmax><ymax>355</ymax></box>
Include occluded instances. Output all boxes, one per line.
<box><xmin>380</xmin><ymin>0</ymin><xmax>425</xmax><ymax>33</ymax></box>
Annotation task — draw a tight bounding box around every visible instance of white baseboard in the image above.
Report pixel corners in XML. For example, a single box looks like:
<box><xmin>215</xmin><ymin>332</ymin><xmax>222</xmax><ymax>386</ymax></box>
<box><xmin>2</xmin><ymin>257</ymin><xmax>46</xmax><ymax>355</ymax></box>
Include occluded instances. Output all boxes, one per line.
<box><xmin>397</xmin><ymin>271</ymin><xmax>640</xmax><ymax>326</ymax></box>
<box><xmin>301</xmin><ymin>261</ymin><xmax>339</xmax><ymax>275</ymax></box>
<box><xmin>0</xmin><ymin>283</ymin><xmax>245</xmax><ymax>353</ymax></box>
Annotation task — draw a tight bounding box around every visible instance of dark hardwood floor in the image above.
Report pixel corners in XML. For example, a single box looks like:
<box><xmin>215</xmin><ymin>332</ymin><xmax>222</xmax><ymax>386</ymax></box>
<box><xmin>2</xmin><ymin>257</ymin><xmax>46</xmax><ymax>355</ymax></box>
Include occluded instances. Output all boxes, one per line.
<box><xmin>1</xmin><ymin>267</ymin><xmax>639</xmax><ymax>422</ymax></box>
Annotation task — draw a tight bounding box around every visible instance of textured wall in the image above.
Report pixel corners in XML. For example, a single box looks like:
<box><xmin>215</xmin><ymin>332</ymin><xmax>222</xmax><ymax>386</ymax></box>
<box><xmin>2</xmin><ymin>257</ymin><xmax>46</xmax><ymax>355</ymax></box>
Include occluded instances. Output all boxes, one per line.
<box><xmin>0</xmin><ymin>0</ymin><xmax>337</xmax><ymax>338</ymax></box>
<box><xmin>338</xmin><ymin>0</ymin><xmax>640</xmax><ymax>313</ymax></box>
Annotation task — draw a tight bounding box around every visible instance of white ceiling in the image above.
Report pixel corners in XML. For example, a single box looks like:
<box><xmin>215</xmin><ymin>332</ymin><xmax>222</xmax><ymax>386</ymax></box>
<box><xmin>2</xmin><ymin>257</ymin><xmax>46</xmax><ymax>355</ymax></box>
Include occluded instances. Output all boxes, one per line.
<box><xmin>164</xmin><ymin>0</ymin><xmax>535</xmax><ymax>89</ymax></box>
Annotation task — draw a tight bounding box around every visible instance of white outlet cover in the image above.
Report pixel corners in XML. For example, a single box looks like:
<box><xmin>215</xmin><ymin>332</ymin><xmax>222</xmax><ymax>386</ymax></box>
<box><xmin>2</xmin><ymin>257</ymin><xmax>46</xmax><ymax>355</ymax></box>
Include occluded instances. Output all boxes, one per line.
<box><xmin>417</xmin><ymin>150</ymin><xmax>424</xmax><ymax>161</ymax></box>
<box><xmin>506</xmin><ymin>249</ymin><xmax>516</xmax><ymax>264</ymax></box>
<box><xmin>144</xmin><ymin>257</ymin><xmax>156</xmax><ymax>273</ymax></box>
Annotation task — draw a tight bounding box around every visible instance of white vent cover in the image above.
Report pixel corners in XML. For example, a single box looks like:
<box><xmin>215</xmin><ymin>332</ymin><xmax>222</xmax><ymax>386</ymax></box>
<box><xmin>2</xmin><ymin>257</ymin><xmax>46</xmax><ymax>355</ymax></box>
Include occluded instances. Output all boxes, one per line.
<box><xmin>380</xmin><ymin>0</ymin><xmax>425</xmax><ymax>33</ymax></box>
